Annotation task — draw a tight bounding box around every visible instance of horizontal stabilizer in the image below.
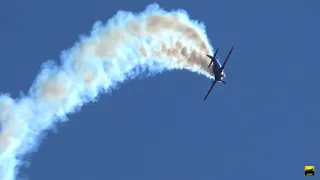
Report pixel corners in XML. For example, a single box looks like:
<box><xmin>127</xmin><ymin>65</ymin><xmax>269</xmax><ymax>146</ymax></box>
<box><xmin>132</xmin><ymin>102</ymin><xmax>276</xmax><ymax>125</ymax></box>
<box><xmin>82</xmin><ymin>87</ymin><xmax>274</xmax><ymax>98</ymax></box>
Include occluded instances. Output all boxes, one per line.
<box><xmin>207</xmin><ymin>48</ymin><xmax>219</xmax><ymax>68</ymax></box>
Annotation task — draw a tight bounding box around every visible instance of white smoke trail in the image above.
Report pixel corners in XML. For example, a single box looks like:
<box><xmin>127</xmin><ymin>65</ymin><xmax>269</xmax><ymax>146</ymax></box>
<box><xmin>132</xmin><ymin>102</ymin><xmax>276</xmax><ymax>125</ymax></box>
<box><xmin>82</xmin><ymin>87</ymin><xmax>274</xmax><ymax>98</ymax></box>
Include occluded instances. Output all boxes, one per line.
<box><xmin>0</xmin><ymin>3</ymin><xmax>216</xmax><ymax>180</ymax></box>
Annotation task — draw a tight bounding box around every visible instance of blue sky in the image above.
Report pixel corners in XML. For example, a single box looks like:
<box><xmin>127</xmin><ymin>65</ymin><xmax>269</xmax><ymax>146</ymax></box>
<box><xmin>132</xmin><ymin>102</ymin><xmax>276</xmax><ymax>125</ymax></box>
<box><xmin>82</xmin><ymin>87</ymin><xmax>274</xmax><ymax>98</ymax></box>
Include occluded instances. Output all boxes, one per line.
<box><xmin>0</xmin><ymin>0</ymin><xmax>319</xmax><ymax>179</ymax></box>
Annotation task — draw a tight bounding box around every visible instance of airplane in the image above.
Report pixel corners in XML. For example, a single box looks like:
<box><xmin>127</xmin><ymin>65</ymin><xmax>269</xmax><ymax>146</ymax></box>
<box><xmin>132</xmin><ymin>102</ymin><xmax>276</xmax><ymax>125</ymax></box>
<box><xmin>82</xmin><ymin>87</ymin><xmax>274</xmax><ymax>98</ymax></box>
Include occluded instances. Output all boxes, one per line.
<box><xmin>203</xmin><ymin>45</ymin><xmax>234</xmax><ymax>101</ymax></box>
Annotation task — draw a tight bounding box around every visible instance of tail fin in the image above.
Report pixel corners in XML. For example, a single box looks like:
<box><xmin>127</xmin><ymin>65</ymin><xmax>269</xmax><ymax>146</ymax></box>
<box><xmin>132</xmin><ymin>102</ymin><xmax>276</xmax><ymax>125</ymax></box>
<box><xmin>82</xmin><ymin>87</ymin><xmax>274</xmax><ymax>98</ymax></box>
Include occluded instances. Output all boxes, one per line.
<box><xmin>207</xmin><ymin>48</ymin><xmax>219</xmax><ymax>68</ymax></box>
<box><xmin>207</xmin><ymin>55</ymin><xmax>213</xmax><ymax>67</ymax></box>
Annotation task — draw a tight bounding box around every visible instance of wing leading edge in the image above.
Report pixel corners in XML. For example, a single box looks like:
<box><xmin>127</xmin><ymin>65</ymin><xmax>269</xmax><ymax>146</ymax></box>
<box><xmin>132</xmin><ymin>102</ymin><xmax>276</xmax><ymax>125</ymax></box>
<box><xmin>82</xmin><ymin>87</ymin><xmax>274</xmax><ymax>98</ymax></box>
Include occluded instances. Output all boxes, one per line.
<box><xmin>219</xmin><ymin>45</ymin><xmax>234</xmax><ymax>72</ymax></box>
<box><xmin>203</xmin><ymin>80</ymin><xmax>217</xmax><ymax>101</ymax></box>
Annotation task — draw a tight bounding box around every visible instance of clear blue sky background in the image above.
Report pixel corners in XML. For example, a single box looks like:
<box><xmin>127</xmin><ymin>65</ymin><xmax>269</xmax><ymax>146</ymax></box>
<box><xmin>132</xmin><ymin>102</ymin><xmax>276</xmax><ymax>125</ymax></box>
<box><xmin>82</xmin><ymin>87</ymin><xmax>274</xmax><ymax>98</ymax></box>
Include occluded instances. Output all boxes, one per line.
<box><xmin>0</xmin><ymin>0</ymin><xmax>319</xmax><ymax>179</ymax></box>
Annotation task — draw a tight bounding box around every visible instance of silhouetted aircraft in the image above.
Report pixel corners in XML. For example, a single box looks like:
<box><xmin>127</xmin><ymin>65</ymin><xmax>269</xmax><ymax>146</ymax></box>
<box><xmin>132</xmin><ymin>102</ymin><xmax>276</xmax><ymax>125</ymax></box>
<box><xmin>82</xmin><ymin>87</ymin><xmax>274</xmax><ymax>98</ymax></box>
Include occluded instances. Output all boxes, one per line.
<box><xmin>203</xmin><ymin>45</ymin><xmax>234</xmax><ymax>101</ymax></box>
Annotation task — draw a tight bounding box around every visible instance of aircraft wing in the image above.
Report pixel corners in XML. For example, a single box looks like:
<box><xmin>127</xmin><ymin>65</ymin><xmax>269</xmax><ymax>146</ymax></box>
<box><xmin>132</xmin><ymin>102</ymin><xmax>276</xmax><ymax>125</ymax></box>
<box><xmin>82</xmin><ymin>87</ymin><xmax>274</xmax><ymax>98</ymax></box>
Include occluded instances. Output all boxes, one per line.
<box><xmin>207</xmin><ymin>48</ymin><xmax>219</xmax><ymax>67</ymax></box>
<box><xmin>219</xmin><ymin>45</ymin><xmax>234</xmax><ymax>72</ymax></box>
<box><xmin>204</xmin><ymin>80</ymin><xmax>217</xmax><ymax>101</ymax></box>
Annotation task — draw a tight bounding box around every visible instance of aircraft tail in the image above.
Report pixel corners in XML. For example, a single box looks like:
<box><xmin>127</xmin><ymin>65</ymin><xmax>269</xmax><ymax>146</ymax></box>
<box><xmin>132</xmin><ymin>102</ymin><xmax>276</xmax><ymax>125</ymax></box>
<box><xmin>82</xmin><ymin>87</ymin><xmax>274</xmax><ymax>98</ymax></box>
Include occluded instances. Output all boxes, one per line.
<box><xmin>207</xmin><ymin>48</ymin><xmax>219</xmax><ymax>68</ymax></box>
<box><xmin>207</xmin><ymin>55</ymin><xmax>213</xmax><ymax>67</ymax></box>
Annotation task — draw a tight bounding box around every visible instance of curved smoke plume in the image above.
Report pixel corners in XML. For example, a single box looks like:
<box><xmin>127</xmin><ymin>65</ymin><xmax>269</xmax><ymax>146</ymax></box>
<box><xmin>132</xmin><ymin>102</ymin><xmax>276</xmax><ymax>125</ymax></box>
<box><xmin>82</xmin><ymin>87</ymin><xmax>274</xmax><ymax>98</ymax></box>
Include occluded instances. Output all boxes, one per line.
<box><xmin>0</xmin><ymin>4</ymin><xmax>216</xmax><ymax>180</ymax></box>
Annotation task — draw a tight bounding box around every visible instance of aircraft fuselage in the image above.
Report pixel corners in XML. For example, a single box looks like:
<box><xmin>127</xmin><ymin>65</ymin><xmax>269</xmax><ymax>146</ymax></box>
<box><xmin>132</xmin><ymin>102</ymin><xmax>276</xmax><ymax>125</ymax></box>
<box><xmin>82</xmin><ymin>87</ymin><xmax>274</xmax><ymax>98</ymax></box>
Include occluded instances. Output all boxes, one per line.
<box><xmin>212</xmin><ymin>62</ymin><xmax>224</xmax><ymax>82</ymax></box>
